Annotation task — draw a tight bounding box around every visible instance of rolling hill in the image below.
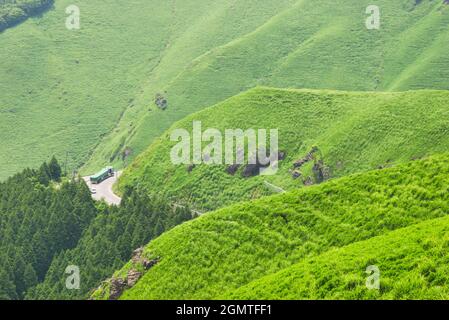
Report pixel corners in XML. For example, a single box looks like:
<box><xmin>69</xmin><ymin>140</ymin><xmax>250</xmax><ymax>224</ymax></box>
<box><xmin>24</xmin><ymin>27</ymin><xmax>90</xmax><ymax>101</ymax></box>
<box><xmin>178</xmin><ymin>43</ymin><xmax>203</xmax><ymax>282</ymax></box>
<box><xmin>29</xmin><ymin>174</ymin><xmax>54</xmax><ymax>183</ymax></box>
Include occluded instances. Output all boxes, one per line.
<box><xmin>0</xmin><ymin>0</ymin><xmax>294</xmax><ymax>180</ymax></box>
<box><xmin>93</xmin><ymin>152</ymin><xmax>449</xmax><ymax>300</ymax></box>
<box><xmin>85</xmin><ymin>0</ymin><xmax>449</xmax><ymax>175</ymax></box>
<box><xmin>2</xmin><ymin>0</ymin><xmax>449</xmax><ymax>180</ymax></box>
<box><xmin>225</xmin><ymin>215</ymin><xmax>449</xmax><ymax>300</ymax></box>
<box><xmin>117</xmin><ymin>87</ymin><xmax>449</xmax><ymax>211</ymax></box>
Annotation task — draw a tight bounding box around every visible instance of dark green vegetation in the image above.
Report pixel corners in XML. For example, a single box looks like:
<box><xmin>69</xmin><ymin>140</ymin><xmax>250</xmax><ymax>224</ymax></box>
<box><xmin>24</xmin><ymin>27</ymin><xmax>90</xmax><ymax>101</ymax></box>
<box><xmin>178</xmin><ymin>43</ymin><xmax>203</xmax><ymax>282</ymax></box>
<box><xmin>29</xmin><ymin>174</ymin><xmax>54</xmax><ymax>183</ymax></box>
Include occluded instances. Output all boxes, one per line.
<box><xmin>0</xmin><ymin>160</ymin><xmax>192</xmax><ymax>300</ymax></box>
<box><xmin>119</xmin><ymin>87</ymin><xmax>449</xmax><ymax>211</ymax></box>
<box><xmin>2</xmin><ymin>0</ymin><xmax>449</xmax><ymax>179</ymax></box>
<box><xmin>93</xmin><ymin>153</ymin><xmax>449</xmax><ymax>299</ymax></box>
<box><xmin>226</xmin><ymin>216</ymin><xmax>449</xmax><ymax>299</ymax></box>
<box><xmin>0</xmin><ymin>0</ymin><xmax>53</xmax><ymax>32</ymax></box>
<box><xmin>0</xmin><ymin>158</ymin><xmax>96</xmax><ymax>299</ymax></box>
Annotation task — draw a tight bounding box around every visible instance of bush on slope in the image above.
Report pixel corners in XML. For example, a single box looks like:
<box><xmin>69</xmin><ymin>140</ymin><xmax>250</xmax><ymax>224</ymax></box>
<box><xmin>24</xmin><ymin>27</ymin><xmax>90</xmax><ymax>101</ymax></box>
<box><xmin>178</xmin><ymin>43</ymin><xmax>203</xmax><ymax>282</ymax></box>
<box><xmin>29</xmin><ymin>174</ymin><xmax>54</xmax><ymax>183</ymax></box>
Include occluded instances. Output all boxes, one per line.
<box><xmin>225</xmin><ymin>216</ymin><xmax>449</xmax><ymax>300</ymax></box>
<box><xmin>118</xmin><ymin>87</ymin><xmax>449</xmax><ymax>211</ymax></box>
<box><xmin>93</xmin><ymin>153</ymin><xmax>449</xmax><ymax>300</ymax></box>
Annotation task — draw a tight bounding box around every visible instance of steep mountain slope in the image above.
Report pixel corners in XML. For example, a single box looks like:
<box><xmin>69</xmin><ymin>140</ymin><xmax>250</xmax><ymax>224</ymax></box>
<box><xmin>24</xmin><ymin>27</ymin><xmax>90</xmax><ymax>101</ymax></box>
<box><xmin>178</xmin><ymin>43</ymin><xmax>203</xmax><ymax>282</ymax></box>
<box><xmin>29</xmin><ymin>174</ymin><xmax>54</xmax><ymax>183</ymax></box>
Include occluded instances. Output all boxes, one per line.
<box><xmin>0</xmin><ymin>0</ymin><xmax>294</xmax><ymax>179</ymax></box>
<box><xmin>118</xmin><ymin>87</ymin><xmax>449</xmax><ymax>211</ymax></box>
<box><xmin>225</xmin><ymin>215</ymin><xmax>449</xmax><ymax>300</ymax></box>
<box><xmin>86</xmin><ymin>0</ymin><xmax>449</xmax><ymax>174</ymax></box>
<box><xmin>93</xmin><ymin>153</ymin><xmax>449</xmax><ymax>300</ymax></box>
<box><xmin>2</xmin><ymin>1</ymin><xmax>449</xmax><ymax>180</ymax></box>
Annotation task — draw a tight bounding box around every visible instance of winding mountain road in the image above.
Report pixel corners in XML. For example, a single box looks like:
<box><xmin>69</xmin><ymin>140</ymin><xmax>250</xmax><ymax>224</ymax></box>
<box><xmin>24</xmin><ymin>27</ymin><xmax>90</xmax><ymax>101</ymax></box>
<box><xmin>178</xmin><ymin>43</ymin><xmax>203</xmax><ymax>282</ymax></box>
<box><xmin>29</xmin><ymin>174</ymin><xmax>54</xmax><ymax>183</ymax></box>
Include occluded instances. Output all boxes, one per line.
<box><xmin>83</xmin><ymin>171</ymin><xmax>122</xmax><ymax>206</ymax></box>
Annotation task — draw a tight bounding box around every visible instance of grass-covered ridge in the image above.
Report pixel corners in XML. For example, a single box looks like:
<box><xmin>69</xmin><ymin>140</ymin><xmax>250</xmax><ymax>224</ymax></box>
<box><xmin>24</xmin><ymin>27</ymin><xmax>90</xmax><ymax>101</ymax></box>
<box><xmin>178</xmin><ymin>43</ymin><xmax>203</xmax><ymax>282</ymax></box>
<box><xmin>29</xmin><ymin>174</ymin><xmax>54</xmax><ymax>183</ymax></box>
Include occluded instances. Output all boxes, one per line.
<box><xmin>0</xmin><ymin>0</ymin><xmax>295</xmax><ymax>179</ymax></box>
<box><xmin>225</xmin><ymin>216</ymin><xmax>449</xmax><ymax>300</ymax></box>
<box><xmin>93</xmin><ymin>153</ymin><xmax>449</xmax><ymax>300</ymax></box>
<box><xmin>87</xmin><ymin>0</ymin><xmax>449</xmax><ymax>174</ymax></box>
<box><xmin>3</xmin><ymin>0</ymin><xmax>449</xmax><ymax>179</ymax></box>
<box><xmin>118</xmin><ymin>87</ymin><xmax>449</xmax><ymax>211</ymax></box>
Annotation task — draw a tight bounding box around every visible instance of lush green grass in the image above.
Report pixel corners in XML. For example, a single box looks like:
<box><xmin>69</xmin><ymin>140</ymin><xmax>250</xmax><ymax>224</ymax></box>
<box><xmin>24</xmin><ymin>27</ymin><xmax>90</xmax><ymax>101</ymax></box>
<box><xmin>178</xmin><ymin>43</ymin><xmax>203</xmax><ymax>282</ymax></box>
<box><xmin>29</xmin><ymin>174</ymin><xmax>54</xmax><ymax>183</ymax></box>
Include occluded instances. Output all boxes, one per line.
<box><xmin>92</xmin><ymin>153</ymin><xmax>449</xmax><ymax>300</ymax></box>
<box><xmin>87</xmin><ymin>0</ymin><xmax>449</xmax><ymax>175</ymax></box>
<box><xmin>0</xmin><ymin>0</ymin><xmax>295</xmax><ymax>180</ymax></box>
<box><xmin>118</xmin><ymin>87</ymin><xmax>449</xmax><ymax>211</ymax></box>
<box><xmin>225</xmin><ymin>216</ymin><xmax>449</xmax><ymax>300</ymax></box>
<box><xmin>3</xmin><ymin>0</ymin><xmax>449</xmax><ymax>180</ymax></box>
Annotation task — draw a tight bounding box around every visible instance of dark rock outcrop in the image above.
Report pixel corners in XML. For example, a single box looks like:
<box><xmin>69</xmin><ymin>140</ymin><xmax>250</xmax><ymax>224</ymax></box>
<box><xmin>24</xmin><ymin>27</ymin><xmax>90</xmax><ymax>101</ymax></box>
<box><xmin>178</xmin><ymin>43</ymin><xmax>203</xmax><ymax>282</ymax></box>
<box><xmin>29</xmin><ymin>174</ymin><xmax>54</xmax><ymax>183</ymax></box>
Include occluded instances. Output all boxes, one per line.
<box><xmin>242</xmin><ymin>163</ymin><xmax>261</xmax><ymax>177</ymax></box>
<box><xmin>109</xmin><ymin>278</ymin><xmax>127</xmax><ymax>300</ymax></box>
<box><xmin>155</xmin><ymin>93</ymin><xmax>168</xmax><ymax>110</ymax></box>
<box><xmin>127</xmin><ymin>269</ymin><xmax>142</xmax><ymax>287</ymax></box>
<box><xmin>142</xmin><ymin>258</ymin><xmax>160</xmax><ymax>270</ymax></box>
<box><xmin>226</xmin><ymin>164</ymin><xmax>240</xmax><ymax>175</ymax></box>
<box><xmin>303</xmin><ymin>176</ymin><xmax>314</xmax><ymax>186</ymax></box>
<box><xmin>278</xmin><ymin>151</ymin><xmax>287</xmax><ymax>161</ymax></box>
<box><xmin>108</xmin><ymin>247</ymin><xmax>161</xmax><ymax>300</ymax></box>
<box><xmin>292</xmin><ymin>170</ymin><xmax>301</xmax><ymax>179</ymax></box>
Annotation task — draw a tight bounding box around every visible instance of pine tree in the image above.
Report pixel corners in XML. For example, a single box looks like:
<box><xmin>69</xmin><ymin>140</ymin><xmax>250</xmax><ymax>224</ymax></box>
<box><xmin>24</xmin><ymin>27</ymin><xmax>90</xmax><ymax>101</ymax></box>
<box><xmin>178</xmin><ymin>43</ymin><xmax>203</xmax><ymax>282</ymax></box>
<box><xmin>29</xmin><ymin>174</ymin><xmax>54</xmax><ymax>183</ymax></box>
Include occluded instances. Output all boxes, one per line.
<box><xmin>48</xmin><ymin>156</ymin><xmax>62</xmax><ymax>182</ymax></box>
<box><xmin>23</xmin><ymin>264</ymin><xmax>38</xmax><ymax>290</ymax></box>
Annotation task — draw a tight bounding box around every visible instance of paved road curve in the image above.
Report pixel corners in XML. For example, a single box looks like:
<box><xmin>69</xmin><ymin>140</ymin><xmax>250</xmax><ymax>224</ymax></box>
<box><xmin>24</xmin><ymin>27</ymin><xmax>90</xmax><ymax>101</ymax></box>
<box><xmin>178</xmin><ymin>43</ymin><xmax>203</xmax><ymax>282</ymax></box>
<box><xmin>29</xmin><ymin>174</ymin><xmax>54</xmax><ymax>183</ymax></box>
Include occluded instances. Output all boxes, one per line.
<box><xmin>83</xmin><ymin>171</ymin><xmax>122</xmax><ymax>206</ymax></box>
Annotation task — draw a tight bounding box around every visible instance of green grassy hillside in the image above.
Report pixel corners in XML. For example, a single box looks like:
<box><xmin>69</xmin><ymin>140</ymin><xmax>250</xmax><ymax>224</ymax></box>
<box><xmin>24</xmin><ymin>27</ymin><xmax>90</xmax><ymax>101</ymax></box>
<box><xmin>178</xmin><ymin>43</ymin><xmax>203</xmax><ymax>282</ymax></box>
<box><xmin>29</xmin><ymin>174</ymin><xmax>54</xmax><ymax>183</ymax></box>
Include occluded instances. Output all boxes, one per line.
<box><xmin>225</xmin><ymin>215</ymin><xmax>449</xmax><ymax>300</ymax></box>
<box><xmin>118</xmin><ymin>87</ymin><xmax>449</xmax><ymax>211</ymax></box>
<box><xmin>92</xmin><ymin>153</ymin><xmax>449</xmax><ymax>300</ymax></box>
<box><xmin>86</xmin><ymin>0</ymin><xmax>449</xmax><ymax>174</ymax></box>
<box><xmin>3</xmin><ymin>0</ymin><xmax>449</xmax><ymax>180</ymax></box>
<box><xmin>0</xmin><ymin>0</ymin><xmax>294</xmax><ymax>179</ymax></box>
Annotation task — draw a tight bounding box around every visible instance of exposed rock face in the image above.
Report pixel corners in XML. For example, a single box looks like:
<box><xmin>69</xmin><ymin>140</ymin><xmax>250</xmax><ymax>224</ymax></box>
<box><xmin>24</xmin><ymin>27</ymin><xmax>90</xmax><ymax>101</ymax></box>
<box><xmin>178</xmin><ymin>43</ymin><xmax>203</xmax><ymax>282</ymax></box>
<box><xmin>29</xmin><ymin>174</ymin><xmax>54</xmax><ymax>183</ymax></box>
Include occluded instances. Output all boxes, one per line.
<box><xmin>155</xmin><ymin>93</ymin><xmax>168</xmax><ymax>110</ymax></box>
<box><xmin>303</xmin><ymin>176</ymin><xmax>314</xmax><ymax>186</ymax></box>
<box><xmin>109</xmin><ymin>278</ymin><xmax>127</xmax><ymax>300</ymax></box>
<box><xmin>127</xmin><ymin>269</ymin><xmax>142</xmax><ymax>287</ymax></box>
<box><xmin>292</xmin><ymin>170</ymin><xmax>301</xmax><ymax>179</ymax></box>
<box><xmin>226</xmin><ymin>149</ymin><xmax>285</xmax><ymax>178</ymax></box>
<box><xmin>226</xmin><ymin>164</ymin><xmax>240</xmax><ymax>175</ymax></box>
<box><xmin>242</xmin><ymin>163</ymin><xmax>261</xmax><ymax>178</ymax></box>
<box><xmin>293</xmin><ymin>148</ymin><xmax>317</xmax><ymax>169</ymax></box>
<box><xmin>108</xmin><ymin>248</ymin><xmax>161</xmax><ymax>300</ymax></box>
<box><xmin>132</xmin><ymin>247</ymin><xmax>144</xmax><ymax>264</ymax></box>
<box><xmin>142</xmin><ymin>258</ymin><xmax>160</xmax><ymax>270</ymax></box>
<box><xmin>313</xmin><ymin>160</ymin><xmax>330</xmax><ymax>183</ymax></box>
<box><xmin>278</xmin><ymin>151</ymin><xmax>287</xmax><ymax>161</ymax></box>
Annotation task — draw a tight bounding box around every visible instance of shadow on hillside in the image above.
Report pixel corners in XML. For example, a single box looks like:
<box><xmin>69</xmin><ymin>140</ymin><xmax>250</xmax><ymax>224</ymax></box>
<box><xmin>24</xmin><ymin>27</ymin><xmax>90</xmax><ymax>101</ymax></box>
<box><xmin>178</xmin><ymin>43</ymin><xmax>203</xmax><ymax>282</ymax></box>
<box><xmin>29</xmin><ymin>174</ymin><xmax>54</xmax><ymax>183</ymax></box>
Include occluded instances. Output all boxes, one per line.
<box><xmin>0</xmin><ymin>1</ymin><xmax>55</xmax><ymax>34</ymax></box>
